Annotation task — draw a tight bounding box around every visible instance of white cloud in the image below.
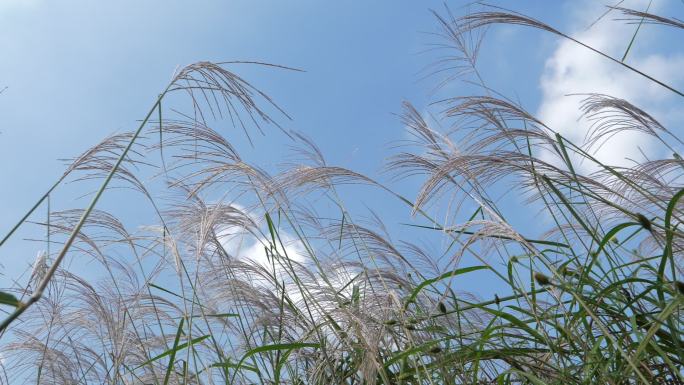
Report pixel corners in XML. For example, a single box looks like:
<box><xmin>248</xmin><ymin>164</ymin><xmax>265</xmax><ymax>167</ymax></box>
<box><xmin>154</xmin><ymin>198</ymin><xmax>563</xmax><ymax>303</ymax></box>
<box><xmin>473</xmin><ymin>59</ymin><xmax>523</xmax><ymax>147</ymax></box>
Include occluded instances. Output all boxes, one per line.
<box><xmin>232</xmin><ymin>231</ymin><xmax>306</xmax><ymax>270</ymax></box>
<box><xmin>214</xmin><ymin>203</ymin><xmax>362</xmax><ymax>298</ymax></box>
<box><xmin>537</xmin><ymin>0</ymin><xmax>684</xmax><ymax>171</ymax></box>
<box><xmin>215</xmin><ymin>208</ymin><xmax>312</xmax><ymax>314</ymax></box>
<box><xmin>216</xmin><ymin>205</ymin><xmax>306</xmax><ymax>271</ymax></box>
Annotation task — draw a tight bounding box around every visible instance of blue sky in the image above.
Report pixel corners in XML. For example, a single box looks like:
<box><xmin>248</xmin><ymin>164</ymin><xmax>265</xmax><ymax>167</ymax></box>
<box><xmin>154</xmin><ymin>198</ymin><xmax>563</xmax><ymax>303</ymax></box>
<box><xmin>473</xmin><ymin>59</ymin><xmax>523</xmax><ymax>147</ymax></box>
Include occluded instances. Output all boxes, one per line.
<box><xmin>1</xmin><ymin>1</ymin><xmax>683</xmax><ymax>294</ymax></box>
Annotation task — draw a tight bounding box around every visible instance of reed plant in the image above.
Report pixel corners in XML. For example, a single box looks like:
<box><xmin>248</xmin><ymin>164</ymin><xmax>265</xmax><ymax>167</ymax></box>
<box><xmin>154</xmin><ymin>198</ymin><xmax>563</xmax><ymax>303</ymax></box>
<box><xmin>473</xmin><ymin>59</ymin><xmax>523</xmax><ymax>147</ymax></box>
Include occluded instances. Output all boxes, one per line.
<box><xmin>0</xmin><ymin>4</ymin><xmax>682</xmax><ymax>385</ymax></box>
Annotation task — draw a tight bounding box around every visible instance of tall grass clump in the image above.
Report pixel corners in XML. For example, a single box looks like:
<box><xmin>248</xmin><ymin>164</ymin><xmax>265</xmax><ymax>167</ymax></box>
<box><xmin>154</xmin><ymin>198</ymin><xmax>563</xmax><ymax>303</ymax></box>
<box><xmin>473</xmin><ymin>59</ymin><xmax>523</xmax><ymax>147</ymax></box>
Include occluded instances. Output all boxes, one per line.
<box><xmin>0</xmin><ymin>4</ymin><xmax>682</xmax><ymax>385</ymax></box>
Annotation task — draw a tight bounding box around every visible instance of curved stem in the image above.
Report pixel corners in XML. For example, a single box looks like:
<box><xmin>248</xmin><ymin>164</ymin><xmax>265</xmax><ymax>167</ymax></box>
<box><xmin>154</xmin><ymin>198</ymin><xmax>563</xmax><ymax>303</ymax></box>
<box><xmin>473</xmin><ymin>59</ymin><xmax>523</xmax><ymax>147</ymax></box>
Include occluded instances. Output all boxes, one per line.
<box><xmin>0</xmin><ymin>86</ymin><xmax>171</xmax><ymax>334</ymax></box>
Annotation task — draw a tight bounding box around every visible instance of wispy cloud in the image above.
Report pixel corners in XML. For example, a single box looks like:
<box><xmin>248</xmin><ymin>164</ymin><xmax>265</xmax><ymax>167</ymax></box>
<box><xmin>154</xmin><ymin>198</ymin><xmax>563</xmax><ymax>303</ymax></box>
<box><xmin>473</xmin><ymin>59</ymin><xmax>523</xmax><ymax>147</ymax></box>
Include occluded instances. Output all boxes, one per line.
<box><xmin>216</xmin><ymin>204</ymin><xmax>306</xmax><ymax>271</ymax></box>
<box><xmin>537</xmin><ymin>0</ymin><xmax>684</xmax><ymax>170</ymax></box>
